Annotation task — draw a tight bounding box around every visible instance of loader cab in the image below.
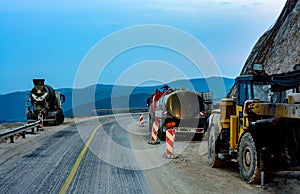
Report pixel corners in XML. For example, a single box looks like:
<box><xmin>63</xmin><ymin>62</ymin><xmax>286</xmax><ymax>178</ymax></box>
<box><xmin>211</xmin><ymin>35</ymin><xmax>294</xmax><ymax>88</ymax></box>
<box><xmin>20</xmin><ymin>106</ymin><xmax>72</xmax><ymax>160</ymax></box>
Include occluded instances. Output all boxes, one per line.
<box><xmin>229</xmin><ymin>74</ymin><xmax>272</xmax><ymax>137</ymax></box>
<box><xmin>235</xmin><ymin>74</ymin><xmax>272</xmax><ymax>106</ymax></box>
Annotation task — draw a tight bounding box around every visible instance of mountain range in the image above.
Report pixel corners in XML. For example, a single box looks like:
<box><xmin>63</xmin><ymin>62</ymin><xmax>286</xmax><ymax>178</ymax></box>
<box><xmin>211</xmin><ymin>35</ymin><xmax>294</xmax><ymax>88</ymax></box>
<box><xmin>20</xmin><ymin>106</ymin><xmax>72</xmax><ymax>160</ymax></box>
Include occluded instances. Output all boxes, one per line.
<box><xmin>0</xmin><ymin>77</ymin><xmax>234</xmax><ymax>123</ymax></box>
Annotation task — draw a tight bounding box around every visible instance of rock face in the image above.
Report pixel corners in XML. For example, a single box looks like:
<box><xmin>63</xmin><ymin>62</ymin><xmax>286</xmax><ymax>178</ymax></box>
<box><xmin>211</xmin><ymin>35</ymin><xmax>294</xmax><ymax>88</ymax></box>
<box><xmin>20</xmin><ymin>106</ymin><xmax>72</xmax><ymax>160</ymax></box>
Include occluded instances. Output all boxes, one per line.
<box><xmin>241</xmin><ymin>0</ymin><xmax>300</xmax><ymax>75</ymax></box>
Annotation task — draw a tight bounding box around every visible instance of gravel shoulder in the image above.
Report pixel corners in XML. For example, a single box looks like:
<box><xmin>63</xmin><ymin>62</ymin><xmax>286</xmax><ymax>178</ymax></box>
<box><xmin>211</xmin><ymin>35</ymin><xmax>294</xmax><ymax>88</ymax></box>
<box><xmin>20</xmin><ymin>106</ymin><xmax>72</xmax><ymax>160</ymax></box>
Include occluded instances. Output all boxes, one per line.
<box><xmin>128</xmin><ymin>119</ymin><xmax>300</xmax><ymax>194</ymax></box>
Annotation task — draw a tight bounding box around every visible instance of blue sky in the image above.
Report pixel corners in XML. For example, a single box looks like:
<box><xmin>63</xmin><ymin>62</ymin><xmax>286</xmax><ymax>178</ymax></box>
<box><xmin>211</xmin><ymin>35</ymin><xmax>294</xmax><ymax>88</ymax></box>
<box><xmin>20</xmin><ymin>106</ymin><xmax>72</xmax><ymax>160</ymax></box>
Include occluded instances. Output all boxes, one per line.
<box><xmin>0</xmin><ymin>0</ymin><xmax>286</xmax><ymax>94</ymax></box>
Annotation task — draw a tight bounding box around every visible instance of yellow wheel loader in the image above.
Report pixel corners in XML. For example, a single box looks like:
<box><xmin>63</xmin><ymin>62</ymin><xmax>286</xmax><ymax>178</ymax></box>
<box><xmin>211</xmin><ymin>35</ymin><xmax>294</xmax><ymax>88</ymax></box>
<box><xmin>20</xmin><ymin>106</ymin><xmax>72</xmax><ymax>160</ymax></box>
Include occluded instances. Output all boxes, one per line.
<box><xmin>208</xmin><ymin>68</ymin><xmax>300</xmax><ymax>183</ymax></box>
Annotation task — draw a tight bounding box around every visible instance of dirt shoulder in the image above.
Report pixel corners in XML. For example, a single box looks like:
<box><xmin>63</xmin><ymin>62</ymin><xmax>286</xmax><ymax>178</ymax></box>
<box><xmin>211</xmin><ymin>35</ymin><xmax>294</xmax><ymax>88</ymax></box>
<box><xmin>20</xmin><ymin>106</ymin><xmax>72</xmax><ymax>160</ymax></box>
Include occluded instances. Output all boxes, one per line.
<box><xmin>129</xmin><ymin>121</ymin><xmax>300</xmax><ymax>194</ymax></box>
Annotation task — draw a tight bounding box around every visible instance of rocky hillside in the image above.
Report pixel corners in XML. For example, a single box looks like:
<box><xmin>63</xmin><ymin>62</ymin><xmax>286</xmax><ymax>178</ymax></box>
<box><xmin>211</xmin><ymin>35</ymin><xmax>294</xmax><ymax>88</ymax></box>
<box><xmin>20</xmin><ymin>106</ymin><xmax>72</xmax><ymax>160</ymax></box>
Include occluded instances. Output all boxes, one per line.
<box><xmin>241</xmin><ymin>0</ymin><xmax>300</xmax><ymax>75</ymax></box>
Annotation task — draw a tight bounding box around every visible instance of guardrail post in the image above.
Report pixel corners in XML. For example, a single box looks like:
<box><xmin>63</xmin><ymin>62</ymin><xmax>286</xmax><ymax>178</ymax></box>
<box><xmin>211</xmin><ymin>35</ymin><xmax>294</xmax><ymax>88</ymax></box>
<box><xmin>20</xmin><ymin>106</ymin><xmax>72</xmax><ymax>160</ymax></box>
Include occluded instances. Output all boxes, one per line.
<box><xmin>22</xmin><ymin>131</ymin><xmax>26</xmax><ymax>139</ymax></box>
<box><xmin>10</xmin><ymin>135</ymin><xmax>14</xmax><ymax>143</ymax></box>
<box><xmin>139</xmin><ymin>113</ymin><xmax>144</xmax><ymax>127</ymax></box>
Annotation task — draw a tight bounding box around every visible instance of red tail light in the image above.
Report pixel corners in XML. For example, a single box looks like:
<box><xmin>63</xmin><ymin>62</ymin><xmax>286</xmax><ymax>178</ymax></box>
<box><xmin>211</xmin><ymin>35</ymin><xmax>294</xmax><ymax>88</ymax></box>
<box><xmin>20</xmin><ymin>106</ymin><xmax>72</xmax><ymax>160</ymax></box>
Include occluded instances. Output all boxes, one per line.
<box><xmin>162</xmin><ymin>111</ymin><xmax>169</xmax><ymax>115</ymax></box>
<box><xmin>166</xmin><ymin>122</ymin><xmax>176</xmax><ymax>129</ymax></box>
<box><xmin>199</xmin><ymin>111</ymin><xmax>206</xmax><ymax>116</ymax></box>
<box><xmin>196</xmin><ymin>128</ymin><xmax>204</xmax><ymax>133</ymax></box>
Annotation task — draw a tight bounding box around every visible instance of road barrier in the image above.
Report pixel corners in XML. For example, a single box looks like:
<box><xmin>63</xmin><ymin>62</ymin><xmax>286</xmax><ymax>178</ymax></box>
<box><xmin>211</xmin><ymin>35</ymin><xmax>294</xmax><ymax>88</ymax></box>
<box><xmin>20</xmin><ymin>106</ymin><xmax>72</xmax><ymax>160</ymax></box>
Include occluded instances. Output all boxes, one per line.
<box><xmin>139</xmin><ymin>113</ymin><xmax>144</xmax><ymax>126</ymax></box>
<box><xmin>93</xmin><ymin>108</ymin><xmax>148</xmax><ymax>116</ymax></box>
<box><xmin>163</xmin><ymin>129</ymin><xmax>178</xmax><ymax>159</ymax></box>
<box><xmin>148</xmin><ymin>117</ymin><xmax>159</xmax><ymax>145</ymax></box>
<box><xmin>0</xmin><ymin>121</ymin><xmax>41</xmax><ymax>143</ymax></box>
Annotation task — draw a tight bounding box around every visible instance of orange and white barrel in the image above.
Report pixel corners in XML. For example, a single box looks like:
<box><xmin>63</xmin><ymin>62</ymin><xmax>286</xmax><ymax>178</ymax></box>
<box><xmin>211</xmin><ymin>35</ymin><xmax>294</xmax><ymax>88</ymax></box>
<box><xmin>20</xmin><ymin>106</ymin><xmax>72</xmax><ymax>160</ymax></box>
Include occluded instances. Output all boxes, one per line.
<box><xmin>164</xmin><ymin>129</ymin><xmax>178</xmax><ymax>159</ymax></box>
<box><xmin>148</xmin><ymin>117</ymin><xmax>159</xmax><ymax>145</ymax></box>
<box><xmin>139</xmin><ymin>113</ymin><xmax>144</xmax><ymax>126</ymax></box>
<box><xmin>166</xmin><ymin>129</ymin><xmax>175</xmax><ymax>155</ymax></box>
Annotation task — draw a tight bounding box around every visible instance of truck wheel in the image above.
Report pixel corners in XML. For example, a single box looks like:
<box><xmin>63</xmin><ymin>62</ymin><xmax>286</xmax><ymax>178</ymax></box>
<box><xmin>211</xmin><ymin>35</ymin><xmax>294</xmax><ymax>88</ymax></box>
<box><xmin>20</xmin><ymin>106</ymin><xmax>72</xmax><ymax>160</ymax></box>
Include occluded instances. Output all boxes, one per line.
<box><xmin>59</xmin><ymin>109</ymin><xmax>64</xmax><ymax>124</ymax></box>
<box><xmin>208</xmin><ymin>126</ymin><xmax>222</xmax><ymax>167</ymax></box>
<box><xmin>58</xmin><ymin>113</ymin><xmax>64</xmax><ymax>124</ymax></box>
<box><xmin>61</xmin><ymin>114</ymin><xmax>64</xmax><ymax>124</ymax></box>
<box><xmin>238</xmin><ymin>132</ymin><xmax>260</xmax><ymax>183</ymax></box>
<box><xmin>158</xmin><ymin>127</ymin><xmax>166</xmax><ymax>141</ymax></box>
<box><xmin>285</xmin><ymin>127</ymin><xmax>300</xmax><ymax>167</ymax></box>
<box><xmin>148</xmin><ymin>116</ymin><xmax>153</xmax><ymax>133</ymax></box>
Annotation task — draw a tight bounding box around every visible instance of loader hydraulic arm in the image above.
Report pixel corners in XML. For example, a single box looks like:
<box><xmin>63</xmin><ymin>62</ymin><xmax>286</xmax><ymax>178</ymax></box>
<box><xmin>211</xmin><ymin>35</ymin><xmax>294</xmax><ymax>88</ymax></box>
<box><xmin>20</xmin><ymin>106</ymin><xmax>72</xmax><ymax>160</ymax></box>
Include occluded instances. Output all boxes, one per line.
<box><xmin>244</xmin><ymin>100</ymin><xmax>300</xmax><ymax>119</ymax></box>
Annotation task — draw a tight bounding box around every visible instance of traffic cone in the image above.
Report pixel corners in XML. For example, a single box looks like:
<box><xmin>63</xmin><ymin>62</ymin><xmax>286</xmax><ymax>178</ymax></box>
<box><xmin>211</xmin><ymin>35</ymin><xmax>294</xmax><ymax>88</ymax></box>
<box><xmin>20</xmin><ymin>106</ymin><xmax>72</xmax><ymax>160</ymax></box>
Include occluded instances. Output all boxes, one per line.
<box><xmin>148</xmin><ymin>117</ymin><xmax>160</xmax><ymax>145</ymax></box>
<box><xmin>139</xmin><ymin>113</ymin><xmax>144</xmax><ymax>127</ymax></box>
<box><xmin>163</xmin><ymin>129</ymin><xmax>178</xmax><ymax>159</ymax></box>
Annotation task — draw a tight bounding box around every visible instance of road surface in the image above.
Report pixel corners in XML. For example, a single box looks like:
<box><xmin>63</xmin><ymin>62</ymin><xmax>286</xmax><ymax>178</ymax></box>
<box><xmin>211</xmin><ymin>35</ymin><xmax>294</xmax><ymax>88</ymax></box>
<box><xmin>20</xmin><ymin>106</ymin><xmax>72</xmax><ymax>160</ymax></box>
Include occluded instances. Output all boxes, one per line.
<box><xmin>0</xmin><ymin>114</ymin><xmax>299</xmax><ymax>194</ymax></box>
<box><xmin>0</xmin><ymin>115</ymin><xmax>151</xmax><ymax>194</ymax></box>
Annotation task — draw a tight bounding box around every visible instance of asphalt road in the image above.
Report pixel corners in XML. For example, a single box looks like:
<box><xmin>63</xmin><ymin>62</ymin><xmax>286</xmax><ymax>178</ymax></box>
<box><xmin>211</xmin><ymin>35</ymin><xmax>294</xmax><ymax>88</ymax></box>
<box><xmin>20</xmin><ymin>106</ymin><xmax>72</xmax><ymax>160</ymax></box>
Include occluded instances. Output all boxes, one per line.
<box><xmin>0</xmin><ymin>115</ymin><xmax>151</xmax><ymax>194</ymax></box>
<box><xmin>2</xmin><ymin>114</ymin><xmax>299</xmax><ymax>194</ymax></box>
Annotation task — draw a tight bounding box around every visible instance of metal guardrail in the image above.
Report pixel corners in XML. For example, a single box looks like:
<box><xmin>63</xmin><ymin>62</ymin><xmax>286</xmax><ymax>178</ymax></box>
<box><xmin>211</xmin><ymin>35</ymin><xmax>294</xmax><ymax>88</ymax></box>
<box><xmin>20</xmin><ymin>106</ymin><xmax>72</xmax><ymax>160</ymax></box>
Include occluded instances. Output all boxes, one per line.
<box><xmin>0</xmin><ymin>121</ymin><xmax>41</xmax><ymax>143</ymax></box>
<box><xmin>93</xmin><ymin>108</ymin><xmax>148</xmax><ymax>116</ymax></box>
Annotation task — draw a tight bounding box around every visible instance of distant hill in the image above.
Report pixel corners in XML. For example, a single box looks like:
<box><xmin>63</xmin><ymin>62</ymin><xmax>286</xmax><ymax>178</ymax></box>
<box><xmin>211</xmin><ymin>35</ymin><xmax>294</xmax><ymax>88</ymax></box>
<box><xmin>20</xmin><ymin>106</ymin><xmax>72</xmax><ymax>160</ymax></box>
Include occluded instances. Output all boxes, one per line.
<box><xmin>0</xmin><ymin>77</ymin><xmax>234</xmax><ymax>123</ymax></box>
<box><xmin>65</xmin><ymin>93</ymin><xmax>150</xmax><ymax>117</ymax></box>
<box><xmin>0</xmin><ymin>92</ymin><xmax>28</xmax><ymax>123</ymax></box>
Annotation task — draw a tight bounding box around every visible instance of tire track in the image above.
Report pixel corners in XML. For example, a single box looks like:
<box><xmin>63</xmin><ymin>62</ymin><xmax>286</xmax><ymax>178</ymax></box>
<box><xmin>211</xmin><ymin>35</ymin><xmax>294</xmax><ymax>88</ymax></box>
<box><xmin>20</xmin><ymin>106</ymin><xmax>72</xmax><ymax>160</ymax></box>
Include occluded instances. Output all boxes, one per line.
<box><xmin>67</xmin><ymin>116</ymin><xmax>151</xmax><ymax>194</ymax></box>
<box><xmin>0</xmin><ymin>124</ymin><xmax>85</xmax><ymax>194</ymax></box>
<box><xmin>0</xmin><ymin>116</ymin><xmax>151</xmax><ymax>194</ymax></box>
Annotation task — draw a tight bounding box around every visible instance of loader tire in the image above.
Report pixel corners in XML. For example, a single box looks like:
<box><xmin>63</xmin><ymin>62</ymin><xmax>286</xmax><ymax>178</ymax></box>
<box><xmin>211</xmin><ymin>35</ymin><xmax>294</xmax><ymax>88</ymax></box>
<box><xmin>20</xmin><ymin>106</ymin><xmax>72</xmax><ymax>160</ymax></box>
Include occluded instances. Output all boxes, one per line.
<box><xmin>238</xmin><ymin>132</ymin><xmax>260</xmax><ymax>183</ymax></box>
<box><xmin>208</xmin><ymin>125</ymin><xmax>222</xmax><ymax>167</ymax></box>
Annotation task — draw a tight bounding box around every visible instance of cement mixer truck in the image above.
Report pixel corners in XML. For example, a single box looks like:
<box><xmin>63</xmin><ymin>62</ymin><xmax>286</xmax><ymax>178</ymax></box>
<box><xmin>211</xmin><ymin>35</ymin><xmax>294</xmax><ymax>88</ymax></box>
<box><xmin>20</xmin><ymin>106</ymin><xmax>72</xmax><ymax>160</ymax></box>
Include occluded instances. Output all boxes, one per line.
<box><xmin>27</xmin><ymin>79</ymin><xmax>65</xmax><ymax>125</ymax></box>
<box><xmin>147</xmin><ymin>85</ymin><xmax>213</xmax><ymax>140</ymax></box>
